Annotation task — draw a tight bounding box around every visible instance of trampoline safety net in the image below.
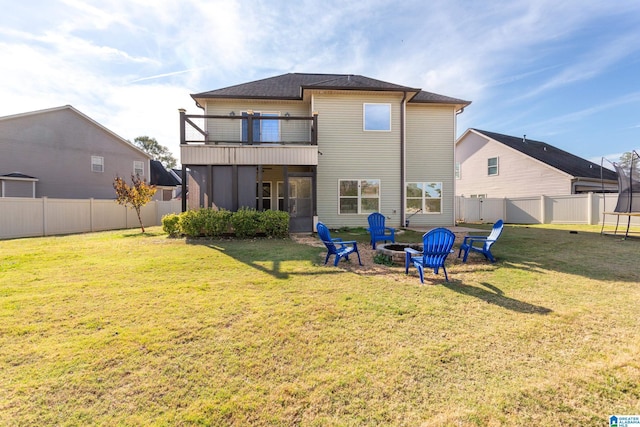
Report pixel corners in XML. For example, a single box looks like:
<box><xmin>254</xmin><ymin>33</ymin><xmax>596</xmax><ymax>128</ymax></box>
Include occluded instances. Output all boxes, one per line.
<box><xmin>613</xmin><ymin>151</ymin><xmax>640</xmax><ymax>213</ymax></box>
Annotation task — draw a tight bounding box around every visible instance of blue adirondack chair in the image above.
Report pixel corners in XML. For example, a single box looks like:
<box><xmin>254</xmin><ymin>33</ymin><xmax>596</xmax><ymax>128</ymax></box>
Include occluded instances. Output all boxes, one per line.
<box><xmin>317</xmin><ymin>222</ymin><xmax>363</xmax><ymax>267</ymax></box>
<box><xmin>457</xmin><ymin>219</ymin><xmax>504</xmax><ymax>263</ymax></box>
<box><xmin>405</xmin><ymin>228</ymin><xmax>456</xmax><ymax>283</ymax></box>
<box><xmin>367</xmin><ymin>212</ymin><xmax>395</xmax><ymax>249</ymax></box>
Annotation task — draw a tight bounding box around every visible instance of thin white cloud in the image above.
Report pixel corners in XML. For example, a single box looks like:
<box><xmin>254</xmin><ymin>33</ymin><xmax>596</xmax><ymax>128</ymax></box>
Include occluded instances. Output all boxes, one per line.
<box><xmin>128</xmin><ymin>67</ymin><xmax>209</xmax><ymax>84</ymax></box>
<box><xmin>520</xmin><ymin>33</ymin><xmax>640</xmax><ymax>99</ymax></box>
<box><xmin>526</xmin><ymin>91</ymin><xmax>640</xmax><ymax>129</ymax></box>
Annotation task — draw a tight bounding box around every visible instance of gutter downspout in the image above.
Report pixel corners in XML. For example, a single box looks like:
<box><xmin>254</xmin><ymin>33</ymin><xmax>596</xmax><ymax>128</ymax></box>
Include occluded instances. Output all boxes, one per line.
<box><xmin>453</xmin><ymin>106</ymin><xmax>465</xmax><ymax>225</ymax></box>
<box><xmin>400</xmin><ymin>92</ymin><xmax>407</xmax><ymax>229</ymax></box>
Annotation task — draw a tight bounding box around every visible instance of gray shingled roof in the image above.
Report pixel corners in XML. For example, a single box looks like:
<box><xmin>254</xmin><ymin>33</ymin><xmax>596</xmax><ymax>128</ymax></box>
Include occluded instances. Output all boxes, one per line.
<box><xmin>472</xmin><ymin>129</ymin><xmax>617</xmax><ymax>181</ymax></box>
<box><xmin>150</xmin><ymin>160</ymin><xmax>181</xmax><ymax>187</ymax></box>
<box><xmin>192</xmin><ymin>73</ymin><xmax>470</xmax><ymax>106</ymax></box>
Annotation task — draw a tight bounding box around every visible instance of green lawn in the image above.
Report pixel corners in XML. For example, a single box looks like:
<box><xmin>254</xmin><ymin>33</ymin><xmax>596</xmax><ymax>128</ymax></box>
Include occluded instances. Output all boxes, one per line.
<box><xmin>1</xmin><ymin>225</ymin><xmax>639</xmax><ymax>426</ymax></box>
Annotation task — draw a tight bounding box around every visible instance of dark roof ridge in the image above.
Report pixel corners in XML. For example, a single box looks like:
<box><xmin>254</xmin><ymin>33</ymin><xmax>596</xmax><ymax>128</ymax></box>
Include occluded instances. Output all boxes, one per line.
<box><xmin>471</xmin><ymin>129</ymin><xmax>617</xmax><ymax>181</ymax></box>
<box><xmin>191</xmin><ymin>72</ymin><xmax>470</xmax><ymax>106</ymax></box>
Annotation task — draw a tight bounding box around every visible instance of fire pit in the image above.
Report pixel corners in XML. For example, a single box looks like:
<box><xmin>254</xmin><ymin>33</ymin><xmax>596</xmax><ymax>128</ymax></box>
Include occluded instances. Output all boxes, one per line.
<box><xmin>377</xmin><ymin>243</ymin><xmax>423</xmax><ymax>265</ymax></box>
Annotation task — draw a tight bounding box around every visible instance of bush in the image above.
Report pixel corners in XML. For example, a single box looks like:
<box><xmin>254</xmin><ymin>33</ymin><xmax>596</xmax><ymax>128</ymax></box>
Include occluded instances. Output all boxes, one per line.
<box><xmin>161</xmin><ymin>213</ymin><xmax>181</xmax><ymax>237</ymax></box>
<box><xmin>259</xmin><ymin>210</ymin><xmax>290</xmax><ymax>238</ymax></box>
<box><xmin>373</xmin><ymin>253</ymin><xmax>394</xmax><ymax>266</ymax></box>
<box><xmin>172</xmin><ymin>208</ymin><xmax>291</xmax><ymax>239</ymax></box>
<box><xmin>230</xmin><ymin>208</ymin><xmax>260</xmax><ymax>238</ymax></box>
<box><xmin>202</xmin><ymin>209</ymin><xmax>232</xmax><ymax>237</ymax></box>
<box><xmin>178</xmin><ymin>209</ymin><xmax>207</xmax><ymax>237</ymax></box>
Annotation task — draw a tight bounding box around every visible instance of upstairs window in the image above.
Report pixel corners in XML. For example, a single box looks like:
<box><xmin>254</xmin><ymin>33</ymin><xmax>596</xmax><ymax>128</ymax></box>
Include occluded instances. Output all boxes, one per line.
<box><xmin>91</xmin><ymin>156</ymin><xmax>104</xmax><ymax>173</ymax></box>
<box><xmin>339</xmin><ymin>179</ymin><xmax>380</xmax><ymax>214</ymax></box>
<box><xmin>455</xmin><ymin>162</ymin><xmax>461</xmax><ymax>179</ymax></box>
<box><xmin>488</xmin><ymin>157</ymin><xmax>499</xmax><ymax>176</ymax></box>
<box><xmin>363</xmin><ymin>103</ymin><xmax>391</xmax><ymax>131</ymax></box>
<box><xmin>242</xmin><ymin>111</ymin><xmax>280</xmax><ymax>143</ymax></box>
<box><xmin>133</xmin><ymin>161</ymin><xmax>144</xmax><ymax>177</ymax></box>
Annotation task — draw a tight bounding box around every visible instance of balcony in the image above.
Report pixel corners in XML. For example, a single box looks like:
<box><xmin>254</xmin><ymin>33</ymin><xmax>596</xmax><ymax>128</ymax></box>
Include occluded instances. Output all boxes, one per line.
<box><xmin>180</xmin><ymin>110</ymin><xmax>319</xmax><ymax>166</ymax></box>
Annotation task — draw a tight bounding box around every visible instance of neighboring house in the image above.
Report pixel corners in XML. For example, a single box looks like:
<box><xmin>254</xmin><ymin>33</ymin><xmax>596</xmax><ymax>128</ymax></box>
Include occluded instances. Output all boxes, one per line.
<box><xmin>0</xmin><ymin>105</ymin><xmax>152</xmax><ymax>199</ymax></box>
<box><xmin>180</xmin><ymin>72</ymin><xmax>470</xmax><ymax>232</ymax></box>
<box><xmin>455</xmin><ymin>129</ymin><xmax>618</xmax><ymax>198</ymax></box>
<box><xmin>150</xmin><ymin>160</ymin><xmax>181</xmax><ymax>201</ymax></box>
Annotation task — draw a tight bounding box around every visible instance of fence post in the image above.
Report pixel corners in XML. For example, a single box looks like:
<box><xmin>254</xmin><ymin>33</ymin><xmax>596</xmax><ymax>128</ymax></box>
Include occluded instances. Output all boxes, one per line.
<box><xmin>587</xmin><ymin>192</ymin><xmax>594</xmax><ymax>225</ymax></box>
<box><xmin>90</xmin><ymin>198</ymin><xmax>94</xmax><ymax>232</ymax></box>
<box><xmin>540</xmin><ymin>195</ymin><xmax>546</xmax><ymax>224</ymax></box>
<box><xmin>503</xmin><ymin>197</ymin><xmax>507</xmax><ymax>222</ymax></box>
<box><xmin>42</xmin><ymin>196</ymin><xmax>48</xmax><ymax>236</ymax></box>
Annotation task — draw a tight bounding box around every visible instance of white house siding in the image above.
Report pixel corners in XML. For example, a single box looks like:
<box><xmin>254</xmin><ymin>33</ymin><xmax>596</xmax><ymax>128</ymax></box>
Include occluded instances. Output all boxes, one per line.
<box><xmin>456</xmin><ymin>132</ymin><xmax>572</xmax><ymax>198</ymax></box>
<box><xmin>405</xmin><ymin>104</ymin><xmax>457</xmax><ymax>227</ymax></box>
<box><xmin>202</xmin><ymin>100</ymin><xmax>311</xmax><ymax>144</ymax></box>
<box><xmin>313</xmin><ymin>91</ymin><xmax>404</xmax><ymax>228</ymax></box>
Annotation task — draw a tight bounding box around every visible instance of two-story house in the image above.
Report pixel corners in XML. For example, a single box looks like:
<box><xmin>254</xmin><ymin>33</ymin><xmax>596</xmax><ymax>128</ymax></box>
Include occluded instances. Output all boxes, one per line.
<box><xmin>180</xmin><ymin>73</ymin><xmax>470</xmax><ymax>232</ymax></box>
<box><xmin>455</xmin><ymin>129</ymin><xmax>618</xmax><ymax>198</ymax></box>
<box><xmin>0</xmin><ymin>105</ymin><xmax>152</xmax><ymax>199</ymax></box>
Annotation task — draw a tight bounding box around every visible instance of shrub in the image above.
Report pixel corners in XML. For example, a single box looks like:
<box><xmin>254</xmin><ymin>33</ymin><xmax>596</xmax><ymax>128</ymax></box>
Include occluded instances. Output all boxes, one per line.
<box><xmin>259</xmin><ymin>210</ymin><xmax>290</xmax><ymax>238</ymax></box>
<box><xmin>202</xmin><ymin>209</ymin><xmax>232</xmax><ymax>238</ymax></box>
<box><xmin>179</xmin><ymin>209</ymin><xmax>207</xmax><ymax>237</ymax></box>
<box><xmin>373</xmin><ymin>253</ymin><xmax>394</xmax><ymax>266</ymax></box>
<box><xmin>171</xmin><ymin>208</ymin><xmax>290</xmax><ymax>239</ymax></box>
<box><xmin>230</xmin><ymin>208</ymin><xmax>260</xmax><ymax>238</ymax></box>
<box><xmin>161</xmin><ymin>213</ymin><xmax>181</xmax><ymax>237</ymax></box>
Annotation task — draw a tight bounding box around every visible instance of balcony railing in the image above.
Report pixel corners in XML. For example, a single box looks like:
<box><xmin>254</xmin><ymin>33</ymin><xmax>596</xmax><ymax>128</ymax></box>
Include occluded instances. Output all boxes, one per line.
<box><xmin>179</xmin><ymin>110</ymin><xmax>317</xmax><ymax>146</ymax></box>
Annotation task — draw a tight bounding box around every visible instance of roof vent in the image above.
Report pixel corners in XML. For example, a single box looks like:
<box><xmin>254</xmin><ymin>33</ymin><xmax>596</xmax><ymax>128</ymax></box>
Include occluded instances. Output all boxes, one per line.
<box><xmin>543</xmin><ymin>146</ymin><xmax>547</xmax><ymax>151</ymax></box>
<box><xmin>523</xmin><ymin>134</ymin><xmax>527</xmax><ymax>143</ymax></box>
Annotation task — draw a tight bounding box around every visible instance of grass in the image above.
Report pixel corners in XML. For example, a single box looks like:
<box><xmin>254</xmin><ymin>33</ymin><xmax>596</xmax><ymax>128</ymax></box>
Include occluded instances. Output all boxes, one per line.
<box><xmin>1</xmin><ymin>224</ymin><xmax>639</xmax><ymax>425</ymax></box>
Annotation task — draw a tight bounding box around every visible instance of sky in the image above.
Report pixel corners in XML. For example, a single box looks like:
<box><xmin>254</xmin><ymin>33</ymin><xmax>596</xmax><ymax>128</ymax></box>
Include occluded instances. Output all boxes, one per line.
<box><xmin>1</xmin><ymin>0</ymin><xmax>639</xmax><ymax>166</ymax></box>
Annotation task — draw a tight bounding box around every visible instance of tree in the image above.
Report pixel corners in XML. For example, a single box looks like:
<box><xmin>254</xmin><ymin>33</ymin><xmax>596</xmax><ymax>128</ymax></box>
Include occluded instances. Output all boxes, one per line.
<box><xmin>618</xmin><ymin>151</ymin><xmax>640</xmax><ymax>177</ymax></box>
<box><xmin>132</xmin><ymin>136</ymin><xmax>178</xmax><ymax>169</ymax></box>
<box><xmin>113</xmin><ymin>175</ymin><xmax>157</xmax><ymax>233</ymax></box>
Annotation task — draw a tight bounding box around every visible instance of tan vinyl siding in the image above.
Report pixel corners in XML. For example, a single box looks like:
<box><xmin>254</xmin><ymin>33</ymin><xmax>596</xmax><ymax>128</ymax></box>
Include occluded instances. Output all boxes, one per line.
<box><xmin>314</xmin><ymin>92</ymin><xmax>403</xmax><ymax>228</ymax></box>
<box><xmin>405</xmin><ymin>104</ymin><xmax>457</xmax><ymax>226</ymax></box>
<box><xmin>456</xmin><ymin>132</ymin><xmax>572</xmax><ymax>198</ymax></box>
<box><xmin>203</xmin><ymin>100</ymin><xmax>310</xmax><ymax>144</ymax></box>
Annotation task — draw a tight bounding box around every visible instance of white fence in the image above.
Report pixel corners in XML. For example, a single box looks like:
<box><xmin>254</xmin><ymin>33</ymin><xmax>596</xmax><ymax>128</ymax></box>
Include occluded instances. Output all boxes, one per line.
<box><xmin>0</xmin><ymin>197</ymin><xmax>182</xmax><ymax>240</ymax></box>
<box><xmin>456</xmin><ymin>193</ymin><xmax>640</xmax><ymax>226</ymax></box>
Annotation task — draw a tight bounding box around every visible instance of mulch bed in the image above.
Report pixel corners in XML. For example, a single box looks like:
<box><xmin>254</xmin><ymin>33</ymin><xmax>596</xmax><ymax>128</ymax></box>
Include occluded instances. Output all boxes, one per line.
<box><xmin>291</xmin><ymin>232</ymin><xmax>487</xmax><ymax>284</ymax></box>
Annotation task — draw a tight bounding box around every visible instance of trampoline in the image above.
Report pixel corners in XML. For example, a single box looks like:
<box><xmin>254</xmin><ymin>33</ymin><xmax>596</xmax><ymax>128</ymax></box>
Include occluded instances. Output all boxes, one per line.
<box><xmin>601</xmin><ymin>150</ymin><xmax>640</xmax><ymax>238</ymax></box>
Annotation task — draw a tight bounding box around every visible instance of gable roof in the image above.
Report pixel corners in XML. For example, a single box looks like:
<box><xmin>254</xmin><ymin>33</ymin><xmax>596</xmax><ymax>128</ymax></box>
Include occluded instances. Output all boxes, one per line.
<box><xmin>468</xmin><ymin>129</ymin><xmax>617</xmax><ymax>181</ymax></box>
<box><xmin>1</xmin><ymin>172</ymin><xmax>38</xmax><ymax>181</ymax></box>
<box><xmin>150</xmin><ymin>160</ymin><xmax>181</xmax><ymax>187</ymax></box>
<box><xmin>192</xmin><ymin>73</ymin><xmax>470</xmax><ymax>107</ymax></box>
<box><xmin>0</xmin><ymin>105</ymin><xmax>151</xmax><ymax>159</ymax></box>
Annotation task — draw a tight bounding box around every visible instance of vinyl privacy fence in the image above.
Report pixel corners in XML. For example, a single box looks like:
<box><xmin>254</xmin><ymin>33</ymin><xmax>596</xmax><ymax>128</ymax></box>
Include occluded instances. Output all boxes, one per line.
<box><xmin>0</xmin><ymin>197</ymin><xmax>182</xmax><ymax>240</ymax></box>
<box><xmin>456</xmin><ymin>193</ymin><xmax>640</xmax><ymax>226</ymax></box>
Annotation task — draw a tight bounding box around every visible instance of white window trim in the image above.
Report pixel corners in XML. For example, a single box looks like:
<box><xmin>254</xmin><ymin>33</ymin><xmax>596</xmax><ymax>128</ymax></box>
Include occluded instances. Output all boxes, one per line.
<box><xmin>363</xmin><ymin>103</ymin><xmax>391</xmax><ymax>132</ymax></box>
<box><xmin>91</xmin><ymin>156</ymin><xmax>104</xmax><ymax>173</ymax></box>
<box><xmin>277</xmin><ymin>181</ymin><xmax>284</xmax><ymax>211</ymax></box>
<box><xmin>406</xmin><ymin>182</ymin><xmax>443</xmax><ymax>215</ymax></box>
<box><xmin>133</xmin><ymin>161</ymin><xmax>144</xmax><ymax>177</ymax></box>
<box><xmin>488</xmin><ymin>157</ymin><xmax>499</xmax><ymax>176</ymax></box>
<box><xmin>257</xmin><ymin>181</ymin><xmax>272</xmax><ymax>209</ymax></box>
<box><xmin>455</xmin><ymin>162</ymin><xmax>461</xmax><ymax>180</ymax></box>
<box><xmin>338</xmin><ymin>179</ymin><xmax>381</xmax><ymax>215</ymax></box>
